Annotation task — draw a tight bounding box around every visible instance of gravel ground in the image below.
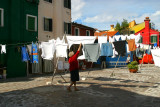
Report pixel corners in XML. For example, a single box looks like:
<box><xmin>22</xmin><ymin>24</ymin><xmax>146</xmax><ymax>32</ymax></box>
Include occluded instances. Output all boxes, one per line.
<box><xmin>0</xmin><ymin>64</ymin><xmax>160</xmax><ymax>107</ymax></box>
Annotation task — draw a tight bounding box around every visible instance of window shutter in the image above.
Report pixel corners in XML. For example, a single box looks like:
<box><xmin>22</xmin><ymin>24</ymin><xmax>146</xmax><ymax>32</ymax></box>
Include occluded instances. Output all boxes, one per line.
<box><xmin>155</xmin><ymin>36</ymin><xmax>157</xmax><ymax>43</ymax></box>
<box><xmin>64</xmin><ymin>22</ymin><xmax>67</xmax><ymax>33</ymax></box>
<box><xmin>64</xmin><ymin>0</ymin><xmax>68</xmax><ymax>8</ymax></box>
<box><xmin>68</xmin><ymin>0</ymin><xmax>71</xmax><ymax>9</ymax></box>
<box><xmin>28</xmin><ymin>16</ymin><xmax>35</xmax><ymax>31</ymax></box>
<box><xmin>44</xmin><ymin>18</ymin><xmax>46</xmax><ymax>31</ymax></box>
<box><xmin>68</xmin><ymin>23</ymin><xmax>71</xmax><ymax>34</ymax></box>
<box><xmin>151</xmin><ymin>36</ymin><xmax>153</xmax><ymax>43</ymax></box>
<box><xmin>49</xmin><ymin>0</ymin><xmax>52</xmax><ymax>3</ymax></box>
<box><xmin>0</xmin><ymin>10</ymin><xmax>1</xmax><ymax>26</ymax></box>
<box><xmin>49</xmin><ymin>19</ymin><xmax>52</xmax><ymax>31</ymax></box>
<box><xmin>75</xmin><ymin>29</ymin><xmax>79</xmax><ymax>36</ymax></box>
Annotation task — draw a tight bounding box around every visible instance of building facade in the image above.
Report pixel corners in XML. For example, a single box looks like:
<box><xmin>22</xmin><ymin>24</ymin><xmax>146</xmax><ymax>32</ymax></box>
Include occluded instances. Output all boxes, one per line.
<box><xmin>38</xmin><ymin>0</ymin><xmax>71</xmax><ymax>41</ymax></box>
<box><xmin>0</xmin><ymin>0</ymin><xmax>39</xmax><ymax>78</ymax></box>
<box><xmin>130</xmin><ymin>17</ymin><xmax>160</xmax><ymax>46</ymax></box>
<box><xmin>72</xmin><ymin>22</ymin><xmax>95</xmax><ymax>36</ymax></box>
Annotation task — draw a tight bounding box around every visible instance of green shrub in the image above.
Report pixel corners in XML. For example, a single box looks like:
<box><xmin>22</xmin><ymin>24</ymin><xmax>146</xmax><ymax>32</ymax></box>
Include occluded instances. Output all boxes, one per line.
<box><xmin>127</xmin><ymin>61</ymin><xmax>138</xmax><ymax>70</ymax></box>
<box><xmin>131</xmin><ymin>61</ymin><xmax>138</xmax><ymax>65</ymax></box>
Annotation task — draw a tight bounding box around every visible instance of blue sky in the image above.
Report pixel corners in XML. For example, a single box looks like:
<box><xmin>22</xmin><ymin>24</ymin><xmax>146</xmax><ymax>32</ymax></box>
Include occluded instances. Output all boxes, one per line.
<box><xmin>72</xmin><ymin>0</ymin><xmax>160</xmax><ymax>30</ymax></box>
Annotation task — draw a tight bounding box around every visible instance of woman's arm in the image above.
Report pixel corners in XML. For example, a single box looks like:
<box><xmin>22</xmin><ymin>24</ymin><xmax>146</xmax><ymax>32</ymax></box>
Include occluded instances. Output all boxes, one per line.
<box><xmin>78</xmin><ymin>43</ymin><xmax>82</xmax><ymax>51</ymax></box>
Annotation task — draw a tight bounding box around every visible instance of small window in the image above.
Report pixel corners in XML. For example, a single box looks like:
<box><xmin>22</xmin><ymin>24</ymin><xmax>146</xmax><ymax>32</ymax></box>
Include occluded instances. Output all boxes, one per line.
<box><xmin>64</xmin><ymin>22</ymin><xmax>71</xmax><ymax>34</ymax></box>
<box><xmin>0</xmin><ymin>8</ymin><xmax>4</xmax><ymax>27</ymax></box>
<box><xmin>44</xmin><ymin>0</ymin><xmax>52</xmax><ymax>3</ymax></box>
<box><xmin>86</xmin><ymin>30</ymin><xmax>90</xmax><ymax>36</ymax></box>
<box><xmin>64</xmin><ymin>0</ymin><xmax>71</xmax><ymax>9</ymax></box>
<box><xmin>139</xmin><ymin>36</ymin><xmax>143</xmax><ymax>43</ymax></box>
<box><xmin>44</xmin><ymin>18</ymin><xmax>52</xmax><ymax>32</ymax></box>
<box><xmin>151</xmin><ymin>35</ymin><xmax>157</xmax><ymax>44</ymax></box>
<box><xmin>75</xmin><ymin>28</ymin><xmax>79</xmax><ymax>36</ymax></box>
<box><xmin>26</xmin><ymin>14</ymin><xmax>37</xmax><ymax>31</ymax></box>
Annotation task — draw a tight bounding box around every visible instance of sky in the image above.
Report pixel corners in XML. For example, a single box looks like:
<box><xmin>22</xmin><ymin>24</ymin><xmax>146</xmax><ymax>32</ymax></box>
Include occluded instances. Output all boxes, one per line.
<box><xmin>72</xmin><ymin>0</ymin><xmax>160</xmax><ymax>30</ymax></box>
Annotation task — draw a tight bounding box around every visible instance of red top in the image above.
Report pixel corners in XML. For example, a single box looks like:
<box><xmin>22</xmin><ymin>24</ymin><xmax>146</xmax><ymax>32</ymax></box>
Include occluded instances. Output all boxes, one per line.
<box><xmin>69</xmin><ymin>51</ymin><xmax>79</xmax><ymax>71</ymax></box>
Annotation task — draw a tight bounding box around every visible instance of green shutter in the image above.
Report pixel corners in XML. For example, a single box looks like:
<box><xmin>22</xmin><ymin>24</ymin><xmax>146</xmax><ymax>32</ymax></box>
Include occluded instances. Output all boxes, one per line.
<box><xmin>0</xmin><ymin>10</ymin><xmax>1</xmax><ymax>26</ymax></box>
<box><xmin>151</xmin><ymin>36</ymin><xmax>154</xmax><ymax>43</ymax></box>
<box><xmin>68</xmin><ymin>23</ymin><xmax>71</xmax><ymax>34</ymax></box>
<box><xmin>139</xmin><ymin>37</ymin><xmax>142</xmax><ymax>43</ymax></box>
<box><xmin>75</xmin><ymin>29</ymin><xmax>79</xmax><ymax>36</ymax></box>
<box><xmin>153</xmin><ymin>36</ymin><xmax>157</xmax><ymax>43</ymax></box>
<box><xmin>87</xmin><ymin>31</ymin><xmax>90</xmax><ymax>36</ymax></box>
<box><xmin>28</xmin><ymin>16</ymin><xmax>35</xmax><ymax>31</ymax></box>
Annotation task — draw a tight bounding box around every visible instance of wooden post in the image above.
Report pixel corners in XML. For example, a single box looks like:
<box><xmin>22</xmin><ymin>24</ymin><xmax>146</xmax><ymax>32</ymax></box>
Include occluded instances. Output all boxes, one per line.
<box><xmin>110</xmin><ymin>55</ymin><xmax>120</xmax><ymax>77</ymax></box>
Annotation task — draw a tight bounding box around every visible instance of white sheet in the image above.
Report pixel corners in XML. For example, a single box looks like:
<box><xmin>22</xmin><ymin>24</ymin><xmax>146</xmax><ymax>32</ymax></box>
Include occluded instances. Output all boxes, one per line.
<box><xmin>66</xmin><ymin>36</ymin><xmax>96</xmax><ymax>48</ymax></box>
<box><xmin>151</xmin><ymin>49</ymin><xmax>160</xmax><ymax>67</ymax></box>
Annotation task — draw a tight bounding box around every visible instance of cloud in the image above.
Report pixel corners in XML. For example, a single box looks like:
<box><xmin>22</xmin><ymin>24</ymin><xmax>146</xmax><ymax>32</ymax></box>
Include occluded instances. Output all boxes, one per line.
<box><xmin>84</xmin><ymin>10</ymin><xmax>160</xmax><ymax>30</ymax></box>
<box><xmin>71</xmin><ymin>0</ymin><xmax>85</xmax><ymax>21</ymax></box>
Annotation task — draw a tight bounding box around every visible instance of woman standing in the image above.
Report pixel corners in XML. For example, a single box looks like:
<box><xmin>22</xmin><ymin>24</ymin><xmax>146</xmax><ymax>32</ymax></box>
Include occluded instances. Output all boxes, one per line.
<box><xmin>67</xmin><ymin>43</ymin><xmax>82</xmax><ymax>92</ymax></box>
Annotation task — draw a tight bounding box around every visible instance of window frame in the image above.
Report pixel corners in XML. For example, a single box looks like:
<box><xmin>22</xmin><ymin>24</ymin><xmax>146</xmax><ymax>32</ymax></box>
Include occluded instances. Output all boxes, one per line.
<box><xmin>44</xmin><ymin>17</ymin><xmax>53</xmax><ymax>32</ymax></box>
<box><xmin>86</xmin><ymin>30</ymin><xmax>90</xmax><ymax>36</ymax></box>
<box><xmin>151</xmin><ymin>35</ymin><xmax>157</xmax><ymax>44</ymax></box>
<box><xmin>44</xmin><ymin>0</ymin><xmax>52</xmax><ymax>3</ymax></box>
<box><xmin>64</xmin><ymin>22</ymin><xmax>71</xmax><ymax>34</ymax></box>
<box><xmin>0</xmin><ymin>8</ymin><xmax>4</xmax><ymax>27</ymax></box>
<box><xmin>139</xmin><ymin>36</ymin><xmax>143</xmax><ymax>43</ymax></box>
<box><xmin>75</xmin><ymin>27</ymin><xmax>80</xmax><ymax>36</ymax></box>
<box><xmin>64</xmin><ymin>0</ymin><xmax>71</xmax><ymax>9</ymax></box>
<box><xmin>26</xmin><ymin>14</ymin><xmax>37</xmax><ymax>32</ymax></box>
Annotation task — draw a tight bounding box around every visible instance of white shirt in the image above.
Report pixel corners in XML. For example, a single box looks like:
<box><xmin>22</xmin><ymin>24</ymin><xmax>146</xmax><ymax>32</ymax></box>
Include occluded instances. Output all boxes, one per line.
<box><xmin>40</xmin><ymin>42</ymin><xmax>56</xmax><ymax>60</ymax></box>
<box><xmin>1</xmin><ymin>45</ymin><xmax>6</xmax><ymax>54</ymax></box>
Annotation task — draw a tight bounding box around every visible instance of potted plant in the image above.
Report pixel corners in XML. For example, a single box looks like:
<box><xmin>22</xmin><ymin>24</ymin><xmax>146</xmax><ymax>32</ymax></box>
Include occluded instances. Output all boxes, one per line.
<box><xmin>127</xmin><ymin>61</ymin><xmax>138</xmax><ymax>73</ymax></box>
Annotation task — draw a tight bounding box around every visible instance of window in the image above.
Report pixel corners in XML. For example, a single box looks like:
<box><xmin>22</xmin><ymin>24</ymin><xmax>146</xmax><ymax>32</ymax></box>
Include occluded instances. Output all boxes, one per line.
<box><xmin>64</xmin><ymin>0</ymin><xmax>71</xmax><ymax>9</ymax></box>
<box><xmin>26</xmin><ymin>14</ymin><xmax>37</xmax><ymax>31</ymax></box>
<box><xmin>0</xmin><ymin>8</ymin><xmax>4</xmax><ymax>27</ymax></box>
<box><xmin>26</xmin><ymin>0</ymin><xmax>39</xmax><ymax>4</ymax></box>
<box><xmin>139</xmin><ymin>36</ymin><xmax>143</xmax><ymax>43</ymax></box>
<box><xmin>86</xmin><ymin>30</ymin><xmax>90</xmax><ymax>36</ymax></box>
<box><xmin>44</xmin><ymin>18</ymin><xmax>52</xmax><ymax>32</ymax></box>
<box><xmin>64</xmin><ymin>22</ymin><xmax>71</xmax><ymax>34</ymax></box>
<box><xmin>151</xmin><ymin>35</ymin><xmax>157</xmax><ymax>44</ymax></box>
<box><xmin>44</xmin><ymin>0</ymin><xmax>52</xmax><ymax>3</ymax></box>
<box><xmin>75</xmin><ymin>28</ymin><xmax>79</xmax><ymax>36</ymax></box>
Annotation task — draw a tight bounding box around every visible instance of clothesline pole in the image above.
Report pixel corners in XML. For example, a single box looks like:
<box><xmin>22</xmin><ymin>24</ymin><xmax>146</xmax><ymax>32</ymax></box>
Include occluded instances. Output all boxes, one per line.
<box><xmin>110</xmin><ymin>55</ymin><xmax>120</xmax><ymax>77</ymax></box>
<box><xmin>51</xmin><ymin>32</ymin><xmax>68</xmax><ymax>85</ymax></box>
<box><xmin>51</xmin><ymin>57</ymin><xmax>59</xmax><ymax>84</ymax></box>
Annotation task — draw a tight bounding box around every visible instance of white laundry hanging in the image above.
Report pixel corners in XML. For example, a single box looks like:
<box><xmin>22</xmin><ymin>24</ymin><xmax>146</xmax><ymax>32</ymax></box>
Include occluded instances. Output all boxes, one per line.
<box><xmin>56</xmin><ymin>37</ymin><xmax>68</xmax><ymax>58</ymax></box>
<box><xmin>1</xmin><ymin>45</ymin><xmax>6</xmax><ymax>54</ymax></box>
<box><xmin>66</xmin><ymin>36</ymin><xmax>96</xmax><ymax>48</ymax></box>
<box><xmin>40</xmin><ymin>41</ymin><xmax>56</xmax><ymax>60</ymax></box>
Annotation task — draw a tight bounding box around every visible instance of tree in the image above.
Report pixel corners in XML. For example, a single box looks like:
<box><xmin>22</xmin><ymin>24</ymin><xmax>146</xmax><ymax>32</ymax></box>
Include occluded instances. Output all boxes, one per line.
<box><xmin>121</xmin><ymin>19</ymin><xmax>129</xmax><ymax>29</ymax></box>
<box><xmin>115</xmin><ymin>19</ymin><xmax>130</xmax><ymax>35</ymax></box>
<box><xmin>115</xmin><ymin>22</ymin><xmax>121</xmax><ymax>31</ymax></box>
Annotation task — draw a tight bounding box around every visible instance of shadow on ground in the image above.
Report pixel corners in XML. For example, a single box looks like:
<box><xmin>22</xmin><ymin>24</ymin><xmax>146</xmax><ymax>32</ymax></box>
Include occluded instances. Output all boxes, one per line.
<box><xmin>0</xmin><ymin>81</ymin><xmax>160</xmax><ymax>107</ymax></box>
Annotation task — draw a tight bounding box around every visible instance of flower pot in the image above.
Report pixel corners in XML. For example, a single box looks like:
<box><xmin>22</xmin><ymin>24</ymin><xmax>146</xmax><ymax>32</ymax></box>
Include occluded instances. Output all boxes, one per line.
<box><xmin>129</xmin><ymin>69</ymin><xmax>138</xmax><ymax>73</ymax></box>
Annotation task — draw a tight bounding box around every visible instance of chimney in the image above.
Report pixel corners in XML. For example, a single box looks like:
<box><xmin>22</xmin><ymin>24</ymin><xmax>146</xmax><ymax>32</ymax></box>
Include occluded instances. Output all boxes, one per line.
<box><xmin>110</xmin><ymin>25</ymin><xmax>114</xmax><ymax>30</ymax></box>
<box><xmin>144</xmin><ymin>17</ymin><xmax>150</xmax><ymax>44</ymax></box>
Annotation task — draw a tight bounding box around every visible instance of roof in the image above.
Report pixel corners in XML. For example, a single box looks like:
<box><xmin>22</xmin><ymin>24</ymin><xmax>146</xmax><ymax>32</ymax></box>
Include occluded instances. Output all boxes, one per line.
<box><xmin>94</xmin><ymin>31</ymin><xmax>119</xmax><ymax>37</ymax></box>
<box><xmin>72</xmin><ymin>22</ymin><xmax>96</xmax><ymax>30</ymax></box>
<box><xmin>130</xmin><ymin>22</ymin><xmax>145</xmax><ymax>33</ymax></box>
